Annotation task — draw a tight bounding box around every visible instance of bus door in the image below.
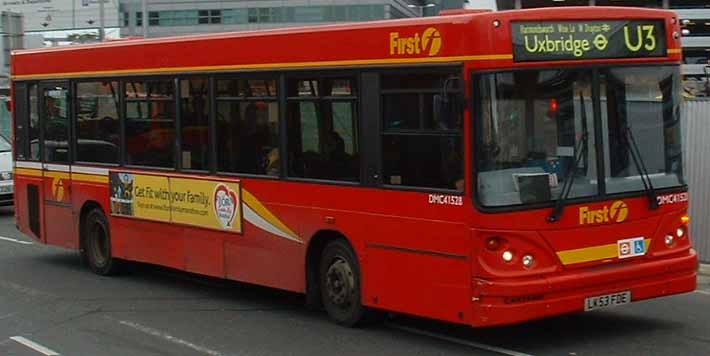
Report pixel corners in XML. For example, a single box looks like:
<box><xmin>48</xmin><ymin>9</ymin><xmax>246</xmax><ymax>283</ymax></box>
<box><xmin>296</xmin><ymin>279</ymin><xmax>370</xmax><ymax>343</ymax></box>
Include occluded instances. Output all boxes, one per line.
<box><xmin>39</xmin><ymin>82</ymin><xmax>76</xmax><ymax>248</ymax></box>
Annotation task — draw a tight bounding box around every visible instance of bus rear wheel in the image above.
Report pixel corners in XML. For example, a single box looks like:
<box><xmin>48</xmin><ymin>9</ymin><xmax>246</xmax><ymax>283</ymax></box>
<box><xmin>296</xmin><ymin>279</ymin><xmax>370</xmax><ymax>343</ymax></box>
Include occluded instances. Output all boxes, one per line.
<box><xmin>82</xmin><ymin>208</ymin><xmax>120</xmax><ymax>276</ymax></box>
<box><xmin>319</xmin><ymin>239</ymin><xmax>365</xmax><ymax>326</ymax></box>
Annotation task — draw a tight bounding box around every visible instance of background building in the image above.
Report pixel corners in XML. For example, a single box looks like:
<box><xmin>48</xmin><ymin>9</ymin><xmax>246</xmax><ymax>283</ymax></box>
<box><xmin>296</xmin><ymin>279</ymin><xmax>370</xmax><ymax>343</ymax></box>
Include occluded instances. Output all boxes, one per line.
<box><xmin>118</xmin><ymin>1</ymin><xmax>470</xmax><ymax>38</ymax></box>
<box><xmin>1</xmin><ymin>0</ymin><xmax>120</xmax><ymax>32</ymax></box>
<box><xmin>0</xmin><ymin>12</ymin><xmax>23</xmax><ymax>92</ymax></box>
<box><xmin>496</xmin><ymin>0</ymin><xmax>710</xmax><ymax>97</ymax></box>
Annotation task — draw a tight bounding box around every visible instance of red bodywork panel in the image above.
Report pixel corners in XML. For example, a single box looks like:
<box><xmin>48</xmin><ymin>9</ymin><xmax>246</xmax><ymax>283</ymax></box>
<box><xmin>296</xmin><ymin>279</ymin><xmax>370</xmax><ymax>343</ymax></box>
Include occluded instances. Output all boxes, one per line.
<box><xmin>11</xmin><ymin>7</ymin><xmax>696</xmax><ymax>327</ymax></box>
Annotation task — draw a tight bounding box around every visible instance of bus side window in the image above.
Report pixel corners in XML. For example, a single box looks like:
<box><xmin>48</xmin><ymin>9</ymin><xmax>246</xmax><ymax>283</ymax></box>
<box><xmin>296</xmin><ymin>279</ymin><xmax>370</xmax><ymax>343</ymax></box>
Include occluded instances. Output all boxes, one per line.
<box><xmin>124</xmin><ymin>80</ymin><xmax>176</xmax><ymax>168</ymax></box>
<box><xmin>381</xmin><ymin>71</ymin><xmax>463</xmax><ymax>191</ymax></box>
<box><xmin>42</xmin><ymin>86</ymin><xmax>70</xmax><ymax>163</ymax></box>
<box><xmin>286</xmin><ymin>77</ymin><xmax>359</xmax><ymax>182</ymax></box>
<box><xmin>76</xmin><ymin>81</ymin><xmax>120</xmax><ymax>164</ymax></box>
<box><xmin>179</xmin><ymin>77</ymin><xmax>210</xmax><ymax>171</ymax></box>
<box><xmin>215</xmin><ymin>78</ymin><xmax>279</xmax><ymax>176</ymax></box>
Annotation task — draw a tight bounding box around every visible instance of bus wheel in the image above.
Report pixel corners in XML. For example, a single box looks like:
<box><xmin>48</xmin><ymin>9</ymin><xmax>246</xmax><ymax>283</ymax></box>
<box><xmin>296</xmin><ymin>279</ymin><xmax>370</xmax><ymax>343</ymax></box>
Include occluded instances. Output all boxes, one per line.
<box><xmin>320</xmin><ymin>239</ymin><xmax>365</xmax><ymax>326</ymax></box>
<box><xmin>82</xmin><ymin>208</ymin><xmax>120</xmax><ymax>276</ymax></box>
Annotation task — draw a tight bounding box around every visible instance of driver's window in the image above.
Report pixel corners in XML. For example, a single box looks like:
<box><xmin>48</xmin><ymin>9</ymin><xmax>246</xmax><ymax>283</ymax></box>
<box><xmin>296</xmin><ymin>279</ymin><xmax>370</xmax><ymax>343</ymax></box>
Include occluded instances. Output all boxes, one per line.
<box><xmin>42</xmin><ymin>86</ymin><xmax>70</xmax><ymax>163</ymax></box>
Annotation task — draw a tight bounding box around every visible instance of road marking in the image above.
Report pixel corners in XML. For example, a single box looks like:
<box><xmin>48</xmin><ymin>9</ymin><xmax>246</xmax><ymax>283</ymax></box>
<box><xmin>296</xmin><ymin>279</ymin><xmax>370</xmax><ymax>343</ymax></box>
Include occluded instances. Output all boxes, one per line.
<box><xmin>0</xmin><ymin>236</ymin><xmax>33</xmax><ymax>245</ymax></box>
<box><xmin>388</xmin><ymin>324</ymin><xmax>534</xmax><ymax>356</ymax></box>
<box><xmin>115</xmin><ymin>319</ymin><xmax>225</xmax><ymax>356</ymax></box>
<box><xmin>10</xmin><ymin>336</ymin><xmax>60</xmax><ymax>355</ymax></box>
<box><xmin>695</xmin><ymin>290</ymin><xmax>710</xmax><ymax>296</ymax></box>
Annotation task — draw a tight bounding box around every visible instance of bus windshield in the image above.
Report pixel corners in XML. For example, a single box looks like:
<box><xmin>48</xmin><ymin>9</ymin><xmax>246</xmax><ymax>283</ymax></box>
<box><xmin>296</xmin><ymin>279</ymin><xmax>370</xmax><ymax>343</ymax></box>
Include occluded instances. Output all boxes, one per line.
<box><xmin>476</xmin><ymin>65</ymin><xmax>684</xmax><ymax>208</ymax></box>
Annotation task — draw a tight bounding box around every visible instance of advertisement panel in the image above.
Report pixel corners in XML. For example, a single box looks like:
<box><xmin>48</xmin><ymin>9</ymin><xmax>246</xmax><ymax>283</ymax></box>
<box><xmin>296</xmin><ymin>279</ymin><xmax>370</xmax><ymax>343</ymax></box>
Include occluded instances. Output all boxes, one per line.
<box><xmin>109</xmin><ymin>172</ymin><xmax>243</xmax><ymax>234</ymax></box>
<box><xmin>1</xmin><ymin>0</ymin><xmax>119</xmax><ymax>31</ymax></box>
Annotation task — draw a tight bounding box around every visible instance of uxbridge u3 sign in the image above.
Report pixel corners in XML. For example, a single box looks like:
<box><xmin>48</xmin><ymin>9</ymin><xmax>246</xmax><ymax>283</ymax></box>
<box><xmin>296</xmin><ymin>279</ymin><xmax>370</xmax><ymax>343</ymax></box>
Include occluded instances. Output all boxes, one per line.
<box><xmin>512</xmin><ymin>20</ymin><xmax>667</xmax><ymax>62</ymax></box>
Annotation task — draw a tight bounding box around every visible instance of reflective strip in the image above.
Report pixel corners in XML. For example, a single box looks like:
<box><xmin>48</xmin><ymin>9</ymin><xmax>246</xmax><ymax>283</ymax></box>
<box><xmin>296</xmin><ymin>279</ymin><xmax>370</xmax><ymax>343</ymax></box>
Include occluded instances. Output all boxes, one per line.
<box><xmin>15</xmin><ymin>161</ymin><xmax>42</xmax><ymax>169</ymax></box>
<box><xmin>556</xmin><ymin>239</ymin><xmax>652</xmax><ymax>265</ymax></box>
<box><xmin>72</xmin><ymin>166</ymin><xmax>109</xmax><ymax>176</ymax></box>
<box><xmin>43</xmin><ymin>163</ymin><xmax>70</xmax><ymax>172</ymax></box>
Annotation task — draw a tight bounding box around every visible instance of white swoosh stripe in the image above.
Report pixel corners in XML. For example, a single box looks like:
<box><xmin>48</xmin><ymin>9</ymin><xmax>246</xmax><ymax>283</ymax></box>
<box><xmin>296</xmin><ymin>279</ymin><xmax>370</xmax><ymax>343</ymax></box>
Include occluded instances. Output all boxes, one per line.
<box><xmin>243</xmin><ymin>203</ymin><xmax>302</xmax><ymax>244</ymax></box>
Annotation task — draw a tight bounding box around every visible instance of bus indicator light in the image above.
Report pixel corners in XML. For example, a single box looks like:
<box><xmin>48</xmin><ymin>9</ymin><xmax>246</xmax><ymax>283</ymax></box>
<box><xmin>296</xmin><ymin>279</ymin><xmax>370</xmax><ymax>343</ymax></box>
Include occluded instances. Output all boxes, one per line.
<box><xmin>676</xmin><ymin>227</ymin><xmax>686</xmax><ymax>238</ymax></box>
<box><xmin>486</xmin><ymin>237</ymin><xmax>502</xmax><ymax>251</ymax></box>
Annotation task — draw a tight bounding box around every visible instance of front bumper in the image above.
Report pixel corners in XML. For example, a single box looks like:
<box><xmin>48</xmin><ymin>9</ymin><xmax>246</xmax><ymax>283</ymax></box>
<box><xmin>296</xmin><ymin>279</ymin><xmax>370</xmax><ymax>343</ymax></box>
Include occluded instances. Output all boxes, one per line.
<box><xmin>472</xmin><ymin>249</ymin><xmax>698</xmax><ymax>327</ymax></box>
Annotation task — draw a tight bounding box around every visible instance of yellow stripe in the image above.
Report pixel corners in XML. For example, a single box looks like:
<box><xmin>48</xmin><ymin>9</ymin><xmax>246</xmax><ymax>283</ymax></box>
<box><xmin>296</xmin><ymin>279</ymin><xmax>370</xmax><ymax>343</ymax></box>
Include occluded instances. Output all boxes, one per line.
<box><xmin>15</xmin><ymin>168</ymin><xmax>107</xmax><ymax>184</ymax></box>
<box><xmin>72</xmin><ymin>173</ymin><xmax>109</xmax><ymax>184</ymax></box>
<box><xmin>557</xmin><ymin>239</ymin><xmax>651</xmax><ymax>265</ymax></box>
<box><xmin>668</xmin><ymin>48</ymin><xmax>682</xmax><ymax>54</ymax></box>
<box><xmin>12</xmin><ymin>54</ymin><xmax>514</xmax><ymax>80</ymax></box>
<box><xmin>44</xmin><ymin>171</ymin><xmax>70</xmax><ymax>180</ymax></box>
<box><xmin>241</xmin><ymin>189</ymin><xmax>300</xmax><ymax>241</ymax></box>
<box><xmin>15</xmin><ymin>168</ymin><xmax>42</xmax><ymax>177</ymax></box>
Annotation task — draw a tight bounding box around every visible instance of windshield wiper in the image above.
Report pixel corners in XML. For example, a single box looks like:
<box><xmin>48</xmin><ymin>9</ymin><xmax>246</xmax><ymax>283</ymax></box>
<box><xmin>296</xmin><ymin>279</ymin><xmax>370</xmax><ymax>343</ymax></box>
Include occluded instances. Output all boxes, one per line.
<box><xmin>548</xmin><ymin>92</ymin><xmax>589</xmax><ymax>223</ymax></box>
<box><xmin>624</xmin><ymin>127</ymin><xmax>659</xmax><ymax>210</ymax></box>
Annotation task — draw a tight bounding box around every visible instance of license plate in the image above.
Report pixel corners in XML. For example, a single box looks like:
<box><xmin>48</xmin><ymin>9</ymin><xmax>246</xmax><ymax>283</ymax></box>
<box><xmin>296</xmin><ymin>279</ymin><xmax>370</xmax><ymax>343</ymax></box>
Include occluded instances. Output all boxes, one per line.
<box><xmin>584</xmin><ymin>291</ymin><xmax>631</xmax><ymax>311</ymax></box>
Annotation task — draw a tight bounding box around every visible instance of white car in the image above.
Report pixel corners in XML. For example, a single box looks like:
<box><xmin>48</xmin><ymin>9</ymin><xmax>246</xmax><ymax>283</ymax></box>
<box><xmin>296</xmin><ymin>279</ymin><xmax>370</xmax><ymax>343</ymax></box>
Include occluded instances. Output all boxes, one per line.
<box><xmin>0</xmin><ymin>135</ymin><xmax>13</xmax><ymax>206</ymax></box>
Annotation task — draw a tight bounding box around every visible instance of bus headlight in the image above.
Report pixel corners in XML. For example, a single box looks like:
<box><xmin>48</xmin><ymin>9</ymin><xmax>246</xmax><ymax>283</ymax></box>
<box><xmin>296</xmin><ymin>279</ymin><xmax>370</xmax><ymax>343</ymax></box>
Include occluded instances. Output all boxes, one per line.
<box><xmin>664</xmin><ymin>234</ymin><xmax>674</xmax><ymax>247</ymax></box>
<box><xmin>522</xmin><ymin>254</ymin><xmax>535</xmax><ymax>268</ymax></box>
<box><xmin>502</xmin><ymin>250</ymin><xmax>514</xmax><ymax>263</ymax></box>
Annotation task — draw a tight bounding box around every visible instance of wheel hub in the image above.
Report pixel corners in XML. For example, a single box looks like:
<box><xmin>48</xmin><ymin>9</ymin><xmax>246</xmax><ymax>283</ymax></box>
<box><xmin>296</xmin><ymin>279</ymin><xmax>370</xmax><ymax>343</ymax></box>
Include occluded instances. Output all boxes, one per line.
<box><xmin>325</xmin><ymin>257</ymin><xmax>354</xmax><ymax>308</ymax></box>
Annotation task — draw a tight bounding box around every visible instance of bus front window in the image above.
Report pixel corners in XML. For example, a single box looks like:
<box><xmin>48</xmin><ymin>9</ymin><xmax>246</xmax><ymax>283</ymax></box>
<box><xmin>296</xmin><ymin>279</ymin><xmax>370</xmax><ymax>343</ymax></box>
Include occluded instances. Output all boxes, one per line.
<box><xmin>476</xmin><ymin>66</ymin><xmax>684</xmax><ymax>208</ymax></box>
<box><xmin>477</xmin><ymin>69</ymin><xmax>598</xmax><ymax>207</ymax></box>
<box><xmin>601</xmin><ymin>66</ymin><xmax>684</xmax><ymax>195</ymax></box>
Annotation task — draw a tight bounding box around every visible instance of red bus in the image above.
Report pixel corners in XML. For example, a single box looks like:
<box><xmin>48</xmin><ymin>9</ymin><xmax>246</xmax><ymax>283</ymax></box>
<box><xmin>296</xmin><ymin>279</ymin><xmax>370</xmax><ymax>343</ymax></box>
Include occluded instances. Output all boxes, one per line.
<box><xmin>11</xmin><ymin>6</ymin><xmax>697</xmax><ymax>327</ymax></box>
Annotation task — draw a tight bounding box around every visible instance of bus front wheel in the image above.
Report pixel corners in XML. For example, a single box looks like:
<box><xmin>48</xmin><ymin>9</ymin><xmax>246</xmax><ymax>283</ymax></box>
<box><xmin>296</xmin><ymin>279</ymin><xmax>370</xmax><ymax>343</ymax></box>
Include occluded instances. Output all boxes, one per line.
<box><xmin>82</xmin><ymin>208</ymin><xmax>120</xmax><ymax>276</ymax></box>
<box><xmin>319</xmin><ymin>239</ymin><xmax>365</xmax><ymax>326</ymax></box>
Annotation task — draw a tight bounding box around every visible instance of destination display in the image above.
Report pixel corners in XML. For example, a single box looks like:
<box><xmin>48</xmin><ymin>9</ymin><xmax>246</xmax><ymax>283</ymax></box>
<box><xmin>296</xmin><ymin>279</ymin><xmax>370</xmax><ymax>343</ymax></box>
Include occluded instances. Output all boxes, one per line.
<box><xmin>512</xmin><ymin>20</ymin><xmax>667</xmax><ymax>62</ymax></box>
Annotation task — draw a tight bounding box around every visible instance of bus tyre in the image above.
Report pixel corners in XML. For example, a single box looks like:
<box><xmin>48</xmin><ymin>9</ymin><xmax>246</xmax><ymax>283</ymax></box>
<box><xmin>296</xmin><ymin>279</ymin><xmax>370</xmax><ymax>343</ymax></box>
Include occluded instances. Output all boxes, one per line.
<box><xmin>82</xmin><ymin>208</ymin><xmax>120</xmax><ymax>276</ymax></box>
<box><xmin>320</xmin><ymin>239</ymin><xmax>365</xmax><ymax>327</ymax></box>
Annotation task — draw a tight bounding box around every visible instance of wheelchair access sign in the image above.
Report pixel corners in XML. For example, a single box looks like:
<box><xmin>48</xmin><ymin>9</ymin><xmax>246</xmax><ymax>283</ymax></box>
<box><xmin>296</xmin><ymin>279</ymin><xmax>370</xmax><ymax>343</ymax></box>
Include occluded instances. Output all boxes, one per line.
<box><xmin>618</xmin><ymin>237</ymin><xmax>646</xmax><ymax>259</ymax></box>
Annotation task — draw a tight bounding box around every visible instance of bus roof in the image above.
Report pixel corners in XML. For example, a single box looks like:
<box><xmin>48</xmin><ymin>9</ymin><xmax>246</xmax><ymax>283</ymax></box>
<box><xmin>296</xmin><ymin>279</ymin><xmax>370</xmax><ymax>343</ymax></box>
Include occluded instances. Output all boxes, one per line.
<box><xmin>12</xmin><ymin>6</ymin><xmax>681</xmax><ymax>81</ymax></box>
